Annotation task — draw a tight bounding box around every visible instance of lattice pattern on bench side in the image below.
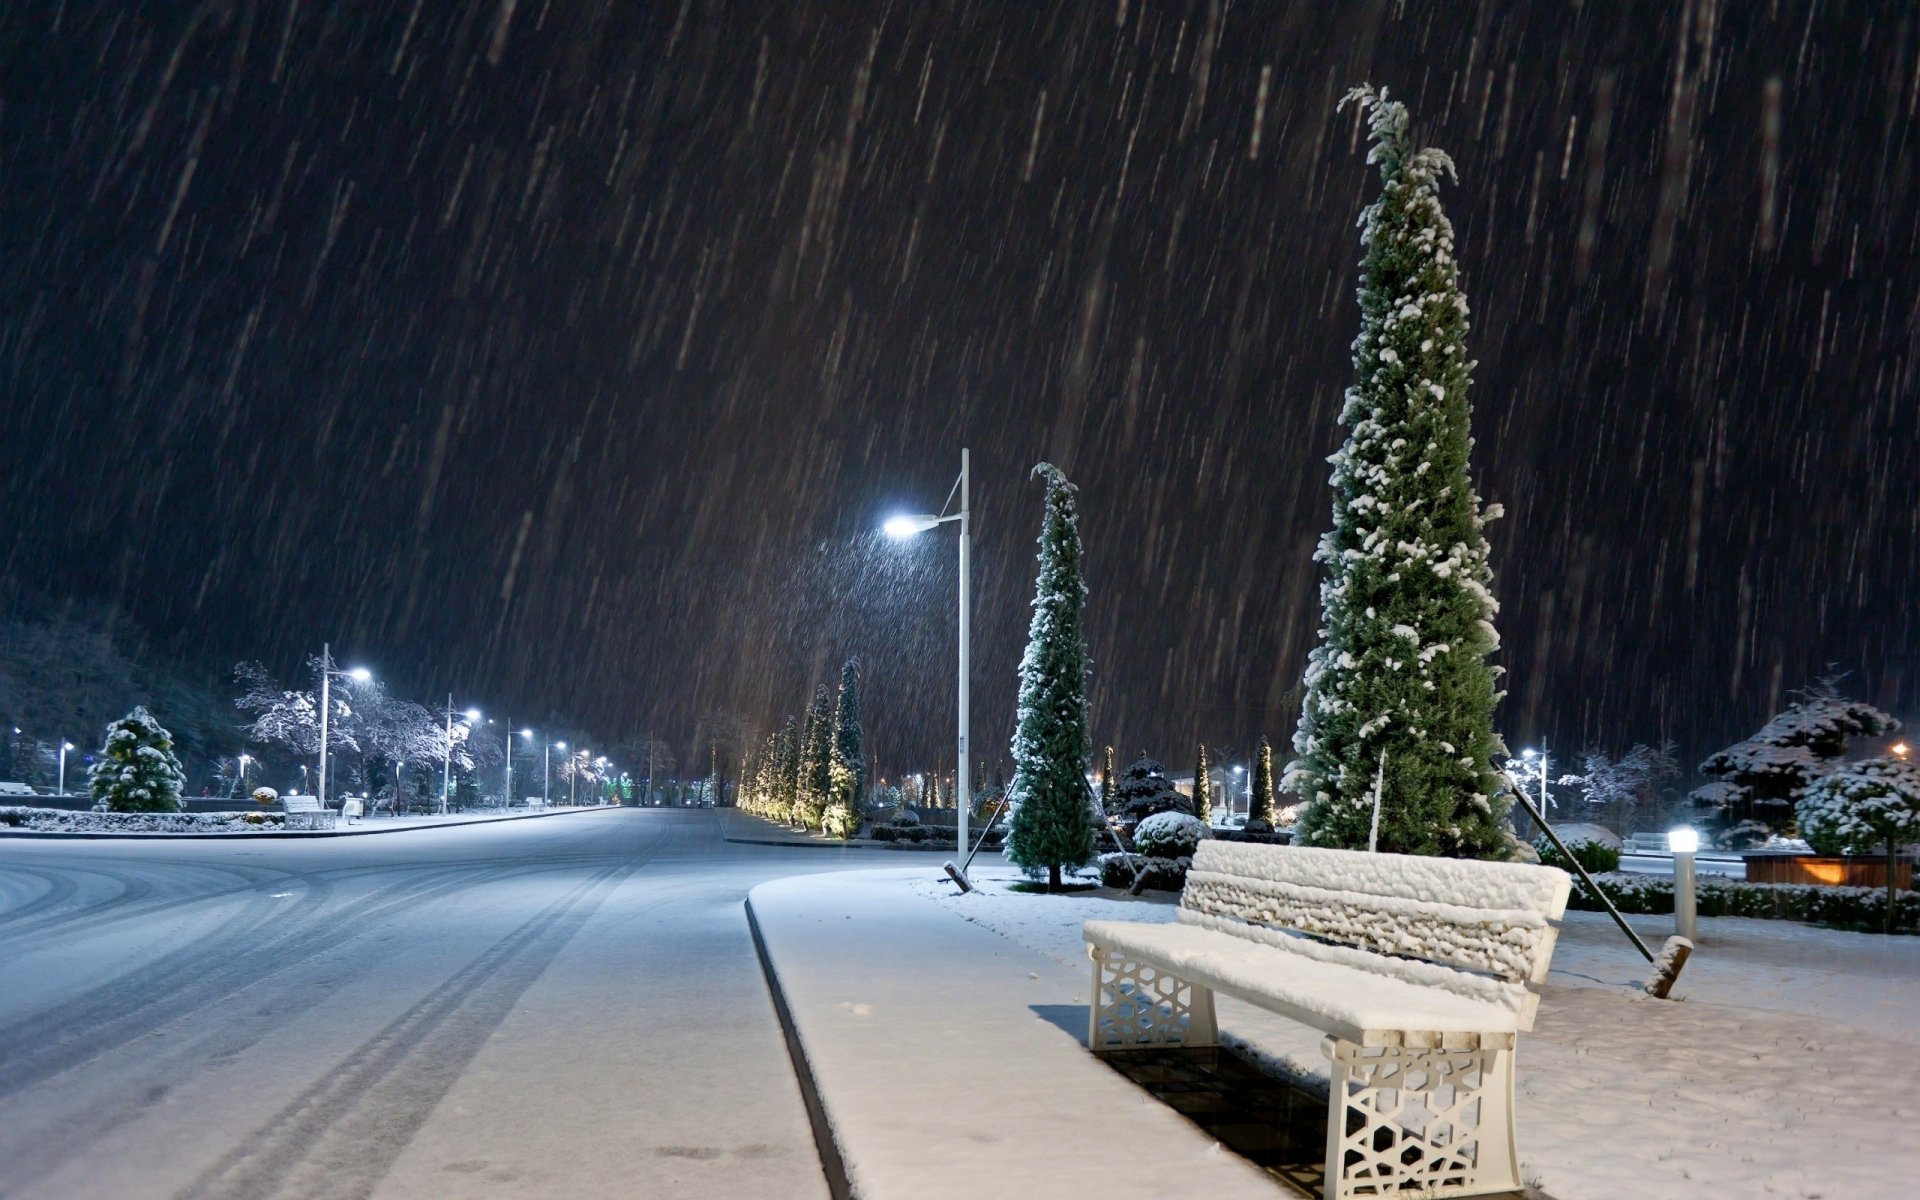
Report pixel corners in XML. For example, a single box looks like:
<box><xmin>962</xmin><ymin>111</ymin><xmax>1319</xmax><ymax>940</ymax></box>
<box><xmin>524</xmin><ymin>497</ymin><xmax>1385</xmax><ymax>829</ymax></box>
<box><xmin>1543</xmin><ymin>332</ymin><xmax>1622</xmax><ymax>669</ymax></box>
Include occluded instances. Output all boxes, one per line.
<box><xmin>1181</xmin><ymin>843</ymin><xmax>1570</xmax><ymax>985</ymax></box>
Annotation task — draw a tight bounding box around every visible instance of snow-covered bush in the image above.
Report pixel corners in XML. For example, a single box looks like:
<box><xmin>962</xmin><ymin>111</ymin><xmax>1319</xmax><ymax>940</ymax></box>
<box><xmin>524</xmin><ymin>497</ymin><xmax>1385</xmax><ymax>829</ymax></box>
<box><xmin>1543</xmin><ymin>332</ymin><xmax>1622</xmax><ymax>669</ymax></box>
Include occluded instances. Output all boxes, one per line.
<box><xmin>89</xmin><ymin>707</ymin><xmax>186</xmax><ymax>813</ymax></box>
<box><xmin>1098</xmin><ymin>851</ymin><xmax>1192</xmax><ymax>892</ymax></box>
<box><xmin>1796</xmin><ymin>756</ymin><xmax>1920</xmax><ymax>857</ymax></box>
<box><xmin>821</xmin><ymin>801</ymin><xmax>856</xmax><ymax>840</ymax></box>
<box><xmin>1133</xmin><ymin>811</ymin><xmax>1210</xmax><ymax>859</ymax></box>
<box><xmin>1533</xmin><ymin>822</ymin><xmax>1621</xmax><ymax>874</ymax></box>
<box><xmin>252</xmin><ymin>786</ymin><xmax>278</xmax><ymax>807</ymax></box>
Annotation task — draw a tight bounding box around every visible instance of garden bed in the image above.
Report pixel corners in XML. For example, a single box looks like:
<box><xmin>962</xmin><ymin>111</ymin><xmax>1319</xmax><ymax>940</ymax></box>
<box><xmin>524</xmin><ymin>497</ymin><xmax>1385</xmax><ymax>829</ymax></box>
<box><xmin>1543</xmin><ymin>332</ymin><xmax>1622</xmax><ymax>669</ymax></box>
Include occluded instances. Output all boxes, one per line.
<box><xmin>0</xmin><ymin>806</ymin><xmax>287</xmax><ymax>834</ymax></box>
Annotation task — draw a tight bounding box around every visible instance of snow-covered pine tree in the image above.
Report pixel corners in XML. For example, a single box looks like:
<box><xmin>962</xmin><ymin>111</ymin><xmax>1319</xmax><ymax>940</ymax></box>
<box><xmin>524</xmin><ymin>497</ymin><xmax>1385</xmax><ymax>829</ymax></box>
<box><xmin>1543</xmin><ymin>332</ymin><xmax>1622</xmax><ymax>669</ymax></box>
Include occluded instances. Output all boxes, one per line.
<box><xmin>831</xmin><ymin>657</ymin><xmax>866</xmax><ymax>812</ymax></box>
<box><xmin>89</xmin><ymin>706</ymin><xmax>186</xmax><ymax>813</ymax></box>
<box><xmin>1109</xmin><ymin>755</ymin><xmax>1190</xmax><ymax>824</ymax></box>
<box><xmin>798</xmin><ymin>685</ymin><xmax>834</xmax><ymax>829</ymax></box>
<box><xmin>1249</xmin><ymin>736</ymin><xmax>1277</xmax><ymax>829</ymax></box>
<box><xmin>1797</xmin><ymin>753</ymin><xmax>1920</xmax><ymax>930</ymax></box>
<box><xmin>1099</xmin><ymin>745</ymin><xmax>1115</xmax><ymax>810</ymax></box>
<box><xmin>1006</xmin><ymin>463</ymin><xmax>1096</xmax><ymax>890</ymax></box>
<box><xmin>1193</xmin><ymin>744</ymin><xmax>1212</xmax><ymax>825</ymax></box>
<box><xmin>1289</xmin><ymin>85</ymin><xmax>1510</xmax><ymax>859</ymax></box>
<box><xmin>772</xmin><ymin>717</ymin><xmax>800</xmax><ymax>823</ymax></box>
<box><xmin>1697</xmin><ymin>681</ymin><xmax>1897</xmax><ymax>836</ymax></box>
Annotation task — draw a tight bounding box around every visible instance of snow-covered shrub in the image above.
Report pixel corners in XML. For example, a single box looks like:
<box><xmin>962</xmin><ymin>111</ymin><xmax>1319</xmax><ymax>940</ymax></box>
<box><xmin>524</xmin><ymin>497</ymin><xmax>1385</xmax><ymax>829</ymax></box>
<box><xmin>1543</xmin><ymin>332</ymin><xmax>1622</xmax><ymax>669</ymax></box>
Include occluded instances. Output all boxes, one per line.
<box><xmin>1566</xmin><ymin>871</ymin><xmax>1920</xmax><ymax>933</ymax></box>
<box><xmin>1098</xmin><ymin>851</ymin><xmax>1192</xmax><ymax>892</ymax></box>
<box><xmin>1133</xmin><ymin>811</ymin><xmax>1210</xmax><ymax>858</ymax></box>
<box><xmin>1533</xmin><ymin>822</ymin><xmax>1621</xmax><ymax>874</ymax></box>
<box><xmin>889</xmin><ymin>807</ymin><xmax>922</xmax><ymax>827</ymax></box>
<box><xmin>252</xmin><ymin>786</ymin><xmax>279</xmax><ymax>807</ymax></box>
<box><xmin>821</xmin><ymin>801</ymin><xmax>856</xmax><ymax>840</ymax></box>
<box><xmin>1796</xmin><ymin>756</ymin><xmax>1920</xmax><ymax>857</ymax></box>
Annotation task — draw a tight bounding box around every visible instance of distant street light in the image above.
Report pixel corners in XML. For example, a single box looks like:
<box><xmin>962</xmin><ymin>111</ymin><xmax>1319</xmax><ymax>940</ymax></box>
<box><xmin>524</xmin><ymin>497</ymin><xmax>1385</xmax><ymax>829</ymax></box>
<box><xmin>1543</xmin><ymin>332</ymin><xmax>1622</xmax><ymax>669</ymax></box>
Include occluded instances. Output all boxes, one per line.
<box><xmin>882</xmin><ymin>448</ymin><xmax>973</xmax><ymax>876</ymax></box>
<box><xmin>59</xmin><ymin>740</ymin><xmax>75</xmax><ymax>797</ymax></box>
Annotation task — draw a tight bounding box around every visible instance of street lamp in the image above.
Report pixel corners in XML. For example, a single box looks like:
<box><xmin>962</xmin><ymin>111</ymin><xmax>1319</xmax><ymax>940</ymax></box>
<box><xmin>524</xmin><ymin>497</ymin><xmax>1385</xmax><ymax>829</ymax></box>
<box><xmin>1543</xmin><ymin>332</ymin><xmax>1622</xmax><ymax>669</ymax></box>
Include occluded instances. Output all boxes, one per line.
<box><xmin>314</xmin><ymin>644</ymin><xmax>371</xmax><ymax>811</ymax></box>
<box><xmin>59</xmin><ymin>741</ymin><xmax>75</xmax><ymax>796</ymax></box>
<box><xmin>444</xmin><ymin>701</ymin><xmax>481</xmax><ymax>814</ymax></box>
<box><xmin>1233</xmin><ymin>765</ymin><xmax>1246</xmax><ymax>817</ymax></box>
<box><xmin>554</xmin><ymin>741</ymin><xmax>567</xmax><ymax>805</ymax></box>
<box><xmin>1520</xmin><ymin>747</ymin><xmax>1552</xmax><ymax>814</ymax></box>
<box><xmin>882</xmin><ymin>447</ymin><xmax>973</xmax><ymax>877</ymax></box>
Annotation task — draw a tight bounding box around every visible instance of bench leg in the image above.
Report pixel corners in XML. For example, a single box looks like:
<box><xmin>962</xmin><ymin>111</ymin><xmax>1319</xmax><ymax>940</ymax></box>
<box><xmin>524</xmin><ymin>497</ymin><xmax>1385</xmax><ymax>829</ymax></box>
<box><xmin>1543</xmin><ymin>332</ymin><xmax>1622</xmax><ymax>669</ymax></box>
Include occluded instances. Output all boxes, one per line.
<box><xmin>1085</xmin><ymin>944</ymin><xmax>1216</xmax><ymax>1051</ymax></box>
<box><xmin>1320</xmin><ymin>1037</ymin><xmax>1519</xmax><ymax>1200</ymax></box>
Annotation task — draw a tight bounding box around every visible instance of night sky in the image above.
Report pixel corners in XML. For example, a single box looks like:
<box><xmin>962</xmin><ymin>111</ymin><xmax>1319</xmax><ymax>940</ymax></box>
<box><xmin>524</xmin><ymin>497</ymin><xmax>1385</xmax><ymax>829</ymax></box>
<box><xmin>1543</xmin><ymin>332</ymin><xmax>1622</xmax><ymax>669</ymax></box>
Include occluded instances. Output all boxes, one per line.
<box><xmin>2</xmin><ymin>1</ymin><xmax>1916</xmax><ymax>781</ymax></box>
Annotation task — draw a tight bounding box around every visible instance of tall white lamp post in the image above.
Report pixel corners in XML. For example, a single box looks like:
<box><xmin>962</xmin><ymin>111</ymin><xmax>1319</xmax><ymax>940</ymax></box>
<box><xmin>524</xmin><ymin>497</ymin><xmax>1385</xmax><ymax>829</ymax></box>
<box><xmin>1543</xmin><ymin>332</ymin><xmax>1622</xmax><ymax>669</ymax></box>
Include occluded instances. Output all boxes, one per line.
<box><xmin>554</xmin><ymin>741</ymin><xmax>567</xmax><ymax>805</ymax></box>
<box><xmin>520</xmin><ymin>729</ymin><xmax>536</xmax><ymax>807</ymax></box>
<box><xmin>315</xmin><ymin>645</ymin><xmax>371</xmax><ymax>810</ymax></box>
<box><xmin>883</xmin><ymin>448</ymin><xmax>973</xmax><ymax>877</ymax></box>
<box><xmin>443</xmin><ymin>701</ymin><xmax>481</xmax><ymax>814</ymax></box>
<box><xmin>59</xmin><ymin>740</ymin><xmax>75</xmax><ymax>796</ymax></box>
<box><xmin>1669</xmin><ymin>826</ymin><xmax>1699</xmax><ymax>942</ymax></box>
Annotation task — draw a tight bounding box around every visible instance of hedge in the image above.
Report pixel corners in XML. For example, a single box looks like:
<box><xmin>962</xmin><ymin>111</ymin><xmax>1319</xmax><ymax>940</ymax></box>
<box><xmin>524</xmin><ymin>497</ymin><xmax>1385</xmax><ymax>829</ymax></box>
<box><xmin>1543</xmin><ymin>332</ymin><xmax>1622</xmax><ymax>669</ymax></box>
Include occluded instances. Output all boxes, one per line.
<box><xmin>1567</xmin><ymin>871</ymin><xmax>1919</xmax><ymax>934</ymax></box>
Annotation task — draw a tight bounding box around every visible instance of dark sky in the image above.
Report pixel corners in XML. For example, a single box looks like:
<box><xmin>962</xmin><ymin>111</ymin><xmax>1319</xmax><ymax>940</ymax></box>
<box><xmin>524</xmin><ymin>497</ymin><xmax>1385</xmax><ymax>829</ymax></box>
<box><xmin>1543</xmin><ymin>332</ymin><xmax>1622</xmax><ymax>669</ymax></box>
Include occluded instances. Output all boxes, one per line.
<box><xmin>2</xmin><ymin>0</ymin><xmax>1916</xmax><ymax>781</ymax></box>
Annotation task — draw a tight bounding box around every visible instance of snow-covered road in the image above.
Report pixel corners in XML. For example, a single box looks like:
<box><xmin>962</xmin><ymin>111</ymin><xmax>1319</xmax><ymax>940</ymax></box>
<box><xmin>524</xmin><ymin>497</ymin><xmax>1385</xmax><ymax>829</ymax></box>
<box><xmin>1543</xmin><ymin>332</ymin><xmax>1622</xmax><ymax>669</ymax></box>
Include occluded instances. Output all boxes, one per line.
<box><xmin>0</xmin><ymin>809</ymin><xmax>888</xmax><ymax>1200</ymax></box>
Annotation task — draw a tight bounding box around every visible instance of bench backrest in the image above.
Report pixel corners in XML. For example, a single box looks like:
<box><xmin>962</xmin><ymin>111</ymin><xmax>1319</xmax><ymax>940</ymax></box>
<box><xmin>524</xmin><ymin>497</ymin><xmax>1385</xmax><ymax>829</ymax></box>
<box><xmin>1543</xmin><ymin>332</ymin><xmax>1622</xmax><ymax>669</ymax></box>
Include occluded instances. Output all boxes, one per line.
<box><xmin>1180</xmin><ymin>841</ymin><xmax>1571</xmax><ymax>987</ymax></box>
<box><xmin>283</xmin><ymin>795</ymin><xmax>322</xmax><ymax>813</ymax></box>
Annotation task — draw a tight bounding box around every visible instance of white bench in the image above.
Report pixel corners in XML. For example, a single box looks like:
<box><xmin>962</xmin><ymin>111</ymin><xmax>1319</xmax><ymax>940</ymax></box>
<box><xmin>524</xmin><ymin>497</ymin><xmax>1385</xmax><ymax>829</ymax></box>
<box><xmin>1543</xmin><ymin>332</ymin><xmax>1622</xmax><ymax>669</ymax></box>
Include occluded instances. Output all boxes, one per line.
<box><xmin>1084</xmin><ymin>841</ymin><xmax>1570</xmax><ymax>1200</ymax></box>
<box><xmin>280</xmin><ymin>794</ymin><xmax>336</xmax><ymax>831</ymax></box>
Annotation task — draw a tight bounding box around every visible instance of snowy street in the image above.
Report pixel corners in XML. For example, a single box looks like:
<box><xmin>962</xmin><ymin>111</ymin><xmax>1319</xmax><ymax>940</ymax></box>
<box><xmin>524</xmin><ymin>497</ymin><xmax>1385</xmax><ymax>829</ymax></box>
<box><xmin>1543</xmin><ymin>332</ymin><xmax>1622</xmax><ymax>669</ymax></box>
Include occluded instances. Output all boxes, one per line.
<box><xmin>0</xmin><ymin>809</ymin><xmax>883</xmax><ymax>1200</ymax></box>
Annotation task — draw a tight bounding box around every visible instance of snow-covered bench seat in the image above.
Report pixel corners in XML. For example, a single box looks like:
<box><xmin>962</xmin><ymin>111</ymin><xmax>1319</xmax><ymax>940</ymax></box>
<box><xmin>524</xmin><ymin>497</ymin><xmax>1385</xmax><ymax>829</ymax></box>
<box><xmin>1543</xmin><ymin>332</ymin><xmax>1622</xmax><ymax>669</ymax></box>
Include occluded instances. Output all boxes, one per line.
<box><xmin>280</xmin><ymin>794</ymin><xmax>335</xmax><ymax>831</ymax></box>
<box><xmin>1083</xmin><ymin>841</ymin><xmax>1571</xmax><ymax>1200</ymax></box>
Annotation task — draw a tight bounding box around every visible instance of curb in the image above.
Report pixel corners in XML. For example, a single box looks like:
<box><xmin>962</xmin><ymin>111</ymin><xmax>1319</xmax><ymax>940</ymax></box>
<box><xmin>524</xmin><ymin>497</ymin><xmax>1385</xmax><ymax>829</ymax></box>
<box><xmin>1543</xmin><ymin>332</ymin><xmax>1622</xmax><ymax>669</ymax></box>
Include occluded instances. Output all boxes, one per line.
<box><xmin>0</xmin><ymin>806</ymin><xmax>617</xmax><ymax>841</ymax></box>
<box><xmin>721</xmin><ymin>835</ymin><xmax>939</xmax><ymax>851</ymax></box>
<box><xmin>745</xmin><ymin>895</ymin><xmax>854</xmax><ymax>1200</ymax></box>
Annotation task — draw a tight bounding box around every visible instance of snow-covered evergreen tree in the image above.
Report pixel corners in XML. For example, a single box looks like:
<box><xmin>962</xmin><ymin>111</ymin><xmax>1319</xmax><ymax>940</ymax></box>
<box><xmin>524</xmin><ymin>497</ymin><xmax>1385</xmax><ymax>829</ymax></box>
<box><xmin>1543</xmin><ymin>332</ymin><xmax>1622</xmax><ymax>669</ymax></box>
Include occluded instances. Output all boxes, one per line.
<box><xmin>830</xmin><ymin>657</ymin><xmax>866</xmax><ymax>814</ymax></box>
<box><xmin>1249</xmin><ymin>735</ymin><xmax>1277</xmax><ymax>829</ymax></box>
<box><xmin>1289</xmin><ymin>85</ymin><xmax>1510</xmax><ymax>859</ymax></box>
<box><xmin>1192</xmin><ymin>744</ymin><xmax>1212</xmax><ymax>825</ymax></box>
<box><xmin>1099</xmin><ymin>744</ymin><xmax>1115</xmax><ymax>810</ymax></box>
<box><xmin>798</xmin><ymin>684</ymin><xmax>834</xmax><ymax>828</ymax></box>
<box><xmin>89</xmin><ymin>706</ymin><xmax>186</xmax><ymax>813</ymax></box>
<box><xmin>1005</xmin><ymin>463</ymin><xmax>1096</xmax><ymax>890</ymax></box>
<box><xmin>1108</xmin><ymin>755</ymin><xmax>1190</xmax><ymax>824</ymax></box>
<box><xmin>1798</xmin><ymin>753</ymin><xmax>1920</xmax><ymax>929</ymax></box>
<box><xmin>1697</xmin><ymin>682</ymin><xmax>1897</xmax><ymax>832</ymax></box>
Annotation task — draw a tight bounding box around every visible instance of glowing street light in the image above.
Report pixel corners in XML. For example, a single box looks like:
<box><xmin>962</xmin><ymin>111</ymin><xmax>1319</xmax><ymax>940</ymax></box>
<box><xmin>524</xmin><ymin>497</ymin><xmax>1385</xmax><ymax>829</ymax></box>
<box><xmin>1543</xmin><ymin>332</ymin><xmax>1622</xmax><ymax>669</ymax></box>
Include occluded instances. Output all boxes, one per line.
<box><xmin>58</xmin><ymin>740</ymin><xmax>75</xmax><ymax>796</ymax></box>
<box><xmin>443</xmin><ymin>701</ymin><xmax>482</xmax><ymax>814</ymax></box>
<box><xmin>1668</xmin><ymin>826</ymin><xmax>1700</xmax><ymax>942</ymax></box>
<box><xmin>315</xmin><ymin>646</ymin><xmax>372</xmax><ymax>811</ymax></box>
<box><xmin>881</xmin><ymin>448</ymin><xmax>973</xmax><ymax>879</ymax></box>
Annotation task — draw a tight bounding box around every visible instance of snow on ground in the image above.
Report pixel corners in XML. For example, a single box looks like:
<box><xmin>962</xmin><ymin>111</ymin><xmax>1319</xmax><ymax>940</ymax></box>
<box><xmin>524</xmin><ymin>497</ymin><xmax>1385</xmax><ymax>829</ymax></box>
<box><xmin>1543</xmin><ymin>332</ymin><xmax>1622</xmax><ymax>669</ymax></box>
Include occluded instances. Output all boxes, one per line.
<box><xmin>0</xmin><ymin>805</ymin><xmax>608</xmax><ymax>836</ymax></box>
<box><xmin>916</xmin><ymin>863</ymin><xmax>1920</xmax><ymax>1200</ymax></box>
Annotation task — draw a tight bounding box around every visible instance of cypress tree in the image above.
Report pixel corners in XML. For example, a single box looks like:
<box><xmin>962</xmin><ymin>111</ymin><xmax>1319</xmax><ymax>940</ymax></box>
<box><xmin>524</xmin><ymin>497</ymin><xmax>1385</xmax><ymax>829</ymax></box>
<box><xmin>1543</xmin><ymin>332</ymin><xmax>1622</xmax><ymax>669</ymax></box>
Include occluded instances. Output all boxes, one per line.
<box><xmin>1249</xmin><ymin>735</ymin><xmax>1276</xmax><ymax>828</ymax></box>
<box><xmin>1006</xmin><ymin>463</ymin><xmax>1095</xmax><ymax>891</ymax></box>
<box><xmin>1099</xmin><ymin>745</ymin><xmax>1115</xmax><ymax>810</ymax></box>
<box><xmin>799</xmin><ymin>684</ymin><xmax>834</xmax><ymax>828</ymax></box>
<box><xmin>1289</xmin><ymin>85</ymin><xmax>1510</xmax><ymax>859</ymax></box>
<box><xmin>1193</xmin><ymin>744</ymin><xmax>1212</xmax><ymax>825</ymax></box>
<box><xmin>831</xmin><ymin>657</ymin><xmax>866</xmax><ymax>811</ymax></box>
<box><xmin>774</xmin><ymin>716</ymin><xmax>800</xmax><ymax>824</ymax></box>
<box><xmin>90</xmin><ymin>706</ymin><xmax>186</xmax><ymax>813</ymax></box>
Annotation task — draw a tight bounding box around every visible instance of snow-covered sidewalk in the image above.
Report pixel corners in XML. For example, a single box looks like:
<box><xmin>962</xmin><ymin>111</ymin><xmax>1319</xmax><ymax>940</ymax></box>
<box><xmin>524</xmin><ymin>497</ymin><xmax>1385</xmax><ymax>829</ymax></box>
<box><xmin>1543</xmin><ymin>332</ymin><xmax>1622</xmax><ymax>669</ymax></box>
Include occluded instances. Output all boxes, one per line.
<box><xmin>0</xmin><ymin>804</ymin><xmax>612</xmax><ymax>839</ymax></box>
<box><xmin>746</xmin><ymin>866</ymin><xmax>1285</xmax><ymax>1200</ymax></box>
<box><xmin>912</xmin><ymin>864</ymin><xmax>1920</xmax><ymax>1200</ymax></box>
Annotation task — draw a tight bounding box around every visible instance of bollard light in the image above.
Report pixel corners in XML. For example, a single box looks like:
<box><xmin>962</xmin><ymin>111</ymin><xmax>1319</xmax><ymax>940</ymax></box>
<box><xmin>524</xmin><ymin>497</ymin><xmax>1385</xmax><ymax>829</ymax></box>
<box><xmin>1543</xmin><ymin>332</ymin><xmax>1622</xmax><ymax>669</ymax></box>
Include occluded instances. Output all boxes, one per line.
<box><xmin>1668</xmin><ymin>826</ymin><xmax>1699</xmax><ymax>942</ymax></box>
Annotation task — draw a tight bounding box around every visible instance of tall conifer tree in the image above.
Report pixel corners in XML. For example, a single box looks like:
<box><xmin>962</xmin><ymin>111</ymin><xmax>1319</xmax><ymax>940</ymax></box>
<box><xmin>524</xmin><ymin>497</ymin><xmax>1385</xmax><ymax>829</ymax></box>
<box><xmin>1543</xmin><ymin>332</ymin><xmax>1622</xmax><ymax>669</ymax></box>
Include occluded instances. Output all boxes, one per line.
<box><xmin>1289</xmin><ymin>86</ymin><xmax>1510</xmax><ymax>859</ymax></box>
<box><xmin>799</xmin><ymin>683</ymin><xmax>834</xmax><ymax>828</ymax></box>
<box><xmin>831</xmin><ymin>657</ymin><xmax>866</xmax><ymax>811</ymax></box>
<box><xmin>1193</xmin><ymin>744</ymin><xmax>1212</xmax><ymax>825</ymax></box>
<box><xmin>1249</xmin><ymin>736</ymin><xmax>1276</xmax><ymax>828</ymax></box>
<box><xmin>1006</xmin><ymin>464</ymin><xmax>1095</xmax><ymax>890</ymax></box>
